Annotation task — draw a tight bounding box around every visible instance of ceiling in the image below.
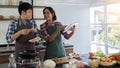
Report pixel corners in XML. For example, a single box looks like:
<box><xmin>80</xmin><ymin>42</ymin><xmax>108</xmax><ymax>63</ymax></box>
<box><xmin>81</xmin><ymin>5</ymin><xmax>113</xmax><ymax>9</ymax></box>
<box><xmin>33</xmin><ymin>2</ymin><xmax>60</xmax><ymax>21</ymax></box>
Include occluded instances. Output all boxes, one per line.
<box><xmin>40</xmin><ymin>0</ymin><xmax>92</xmax><ymax>4</ymax></box>
<box><xmin>39</xmin><ymin>0</ymin><xmax>120</xmax><ymax>5</ymax></box>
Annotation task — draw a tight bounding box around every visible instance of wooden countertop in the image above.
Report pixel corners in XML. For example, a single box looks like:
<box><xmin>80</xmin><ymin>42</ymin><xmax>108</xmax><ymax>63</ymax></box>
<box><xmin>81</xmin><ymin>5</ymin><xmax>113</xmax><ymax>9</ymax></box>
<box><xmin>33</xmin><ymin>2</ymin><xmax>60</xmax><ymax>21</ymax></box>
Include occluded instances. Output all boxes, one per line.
<box><xmin>51</xmin><ymin>56</ymin><xmax>77</xmax><ymax>64</ymax></box>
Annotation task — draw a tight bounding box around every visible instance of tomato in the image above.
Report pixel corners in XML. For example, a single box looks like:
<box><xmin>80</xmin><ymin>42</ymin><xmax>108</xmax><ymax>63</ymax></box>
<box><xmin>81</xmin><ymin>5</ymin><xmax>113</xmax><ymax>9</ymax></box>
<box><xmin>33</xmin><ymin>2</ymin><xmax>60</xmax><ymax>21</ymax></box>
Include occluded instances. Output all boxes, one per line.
<box><xmin>115</xmin><ymin>52</ymin><xmax>120</xmax><ymax>60</ymax></box>
<box><xmin>89</xmin><ymin>52</ymin><xmax>95</xmax><ymax>58</ymax></box>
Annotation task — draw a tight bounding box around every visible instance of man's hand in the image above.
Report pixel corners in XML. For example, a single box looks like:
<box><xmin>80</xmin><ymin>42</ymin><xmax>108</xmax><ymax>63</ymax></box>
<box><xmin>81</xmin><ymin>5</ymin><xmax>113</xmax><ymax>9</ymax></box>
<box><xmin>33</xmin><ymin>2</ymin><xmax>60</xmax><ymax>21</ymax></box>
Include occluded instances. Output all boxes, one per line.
<box><xmin>19</xmin><ymin>29</ymin><xmax>31</xmax><ymax>35</ymax></box>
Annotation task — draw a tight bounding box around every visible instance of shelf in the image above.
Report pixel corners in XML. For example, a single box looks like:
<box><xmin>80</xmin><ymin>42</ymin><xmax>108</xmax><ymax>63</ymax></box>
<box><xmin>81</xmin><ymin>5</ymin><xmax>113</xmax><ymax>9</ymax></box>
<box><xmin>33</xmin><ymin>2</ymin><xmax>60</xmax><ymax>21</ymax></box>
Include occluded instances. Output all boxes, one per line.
<box><xmin>33</xmin><ymin>18</ymin><xmax>45</xmax><ymax>20</ymax></box>
<box><xmin>0</xmin><ymin>5</ymin><xmax>18</xmax><ymax>8</ymax></box>
<box><xmin>33</xmin><ymin>6</ymin><xmax>46</xmax><ymax>8</ymax></box>
<box><xmin>0</xmin><ymin>19</ymin><xmax>14</xmax><ymax>21</ymax></box>
<box><xmin>0</xmin><ymin>18</ymin><xmax>45</xmax><ymax>21</ymax></box>
<box><xmin>0</xmin><ymin>5</ymin><xmax>46</xmax><ymax>8</ymax></box>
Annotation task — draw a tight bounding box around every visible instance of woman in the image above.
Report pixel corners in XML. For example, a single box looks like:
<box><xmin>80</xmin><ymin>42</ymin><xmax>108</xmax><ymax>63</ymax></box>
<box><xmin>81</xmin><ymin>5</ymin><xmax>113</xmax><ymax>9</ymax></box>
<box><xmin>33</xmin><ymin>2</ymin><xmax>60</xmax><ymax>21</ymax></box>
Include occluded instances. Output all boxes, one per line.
<box><xmin>40</xmin><ymin>7</ymin><xmax>75</xmax><ymax>60</ymax></box>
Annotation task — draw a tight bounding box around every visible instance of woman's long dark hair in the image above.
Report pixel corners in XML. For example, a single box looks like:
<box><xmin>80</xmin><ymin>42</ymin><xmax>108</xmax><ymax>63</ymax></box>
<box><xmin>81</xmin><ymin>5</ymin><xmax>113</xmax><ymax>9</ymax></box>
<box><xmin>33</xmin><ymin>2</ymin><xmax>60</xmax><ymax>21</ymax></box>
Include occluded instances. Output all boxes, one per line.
<box><xmin>43</xmin><ymin>7</ymin><xmax>57</xmax><ymax>21</ymax></box>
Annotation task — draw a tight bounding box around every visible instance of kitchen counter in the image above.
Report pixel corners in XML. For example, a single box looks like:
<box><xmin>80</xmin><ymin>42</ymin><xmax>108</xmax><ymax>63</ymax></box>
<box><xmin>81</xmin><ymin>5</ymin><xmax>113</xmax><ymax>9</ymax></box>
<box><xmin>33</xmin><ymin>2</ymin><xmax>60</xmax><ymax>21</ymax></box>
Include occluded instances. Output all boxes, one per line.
<box><xmin>0</xmin><ymin>43</ymin><xmax>73</xmax><ymax>64</ymax></box>
<box><xmin>1</xmin><ymin>54</ymin><xmax>120</xmax><ymax>68</ymax></box>
<box><xmin>76</xmin><ymin>54</ymin><xmax>120</xmax><ymax>68</ymax></box>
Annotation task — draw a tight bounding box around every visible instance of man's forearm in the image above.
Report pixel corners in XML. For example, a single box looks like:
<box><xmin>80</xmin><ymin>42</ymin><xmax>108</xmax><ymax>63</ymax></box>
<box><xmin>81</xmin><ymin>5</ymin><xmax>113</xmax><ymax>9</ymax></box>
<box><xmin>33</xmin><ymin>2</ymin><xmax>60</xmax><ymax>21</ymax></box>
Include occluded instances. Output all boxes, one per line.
<box><xmin>11</xmin><ymin>31</ymin><xmax>21</xmax><ymax>40</ymax></box>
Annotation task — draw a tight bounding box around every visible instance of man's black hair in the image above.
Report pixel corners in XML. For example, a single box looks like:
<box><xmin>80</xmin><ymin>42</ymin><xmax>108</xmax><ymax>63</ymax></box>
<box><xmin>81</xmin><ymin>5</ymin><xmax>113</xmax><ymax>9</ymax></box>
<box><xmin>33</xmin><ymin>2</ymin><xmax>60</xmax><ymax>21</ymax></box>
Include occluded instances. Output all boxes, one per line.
<box><xmin>18</xmin><ymin>2</ymin><xmax>33</xmax><ymax>15</ymax></box>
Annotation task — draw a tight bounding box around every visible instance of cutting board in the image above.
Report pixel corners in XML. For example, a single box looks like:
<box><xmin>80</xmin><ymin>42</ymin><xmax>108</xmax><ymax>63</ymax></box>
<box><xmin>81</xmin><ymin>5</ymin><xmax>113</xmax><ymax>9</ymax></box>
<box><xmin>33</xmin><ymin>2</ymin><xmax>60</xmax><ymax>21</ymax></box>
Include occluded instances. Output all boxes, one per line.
<box><xmin>51</xmin><ymin>56</ymin><xmax>77</xmax><ymax>64</ymax></box>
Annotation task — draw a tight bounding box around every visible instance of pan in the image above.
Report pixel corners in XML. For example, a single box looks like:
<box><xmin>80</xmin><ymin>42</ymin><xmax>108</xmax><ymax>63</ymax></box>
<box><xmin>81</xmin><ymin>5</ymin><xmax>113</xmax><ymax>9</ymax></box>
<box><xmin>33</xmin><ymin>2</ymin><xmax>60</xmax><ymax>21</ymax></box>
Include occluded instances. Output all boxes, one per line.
<box><xmin>18</xmin><ymin>50</ymin><xmax>38</xmax><ymax>59</ymax></box>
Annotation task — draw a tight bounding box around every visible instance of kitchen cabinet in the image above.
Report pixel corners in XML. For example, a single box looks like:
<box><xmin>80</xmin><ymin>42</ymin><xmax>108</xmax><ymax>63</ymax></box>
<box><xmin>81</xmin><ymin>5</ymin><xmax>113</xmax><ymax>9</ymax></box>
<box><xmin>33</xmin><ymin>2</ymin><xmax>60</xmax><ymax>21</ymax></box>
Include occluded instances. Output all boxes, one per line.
<box><xmin>0</xmin><ymin>53</ymin><xmax>10</xmax><ymax>64</ymax></box>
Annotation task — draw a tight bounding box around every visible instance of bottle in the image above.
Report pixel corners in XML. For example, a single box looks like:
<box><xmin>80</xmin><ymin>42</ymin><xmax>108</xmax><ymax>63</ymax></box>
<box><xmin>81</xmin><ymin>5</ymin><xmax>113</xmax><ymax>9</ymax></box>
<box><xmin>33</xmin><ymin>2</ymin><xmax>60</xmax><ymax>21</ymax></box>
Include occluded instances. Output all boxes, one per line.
<box><xmin>8</xmin><ymin>0</ymin><xmax>12</xmax><ymax>5</ymax></box>
<box><xmin>8</xmin><ymin>54</ymin><xmax>16</xmax><ymax>68</ymax></box>
<box><xmin>36</xmin><ymin>60</ymin><xmax>41</xmax><ymax>68</ymax></box>
<box><xmin>19</xmin><ymin>1</ymin><xmax>23</xmax><ymax>5</ymax></box>
<box><xmin>36</xmin><ymin>62</ymin><xmax>41</xmax><ymax>68</ymax></box>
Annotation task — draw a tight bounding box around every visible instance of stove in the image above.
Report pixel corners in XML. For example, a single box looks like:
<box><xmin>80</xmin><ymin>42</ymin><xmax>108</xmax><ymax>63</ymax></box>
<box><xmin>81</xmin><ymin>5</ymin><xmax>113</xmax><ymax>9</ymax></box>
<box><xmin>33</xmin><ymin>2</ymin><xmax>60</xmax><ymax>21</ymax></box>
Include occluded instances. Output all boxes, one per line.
<box><xmin>16</xmin><ymin>57</ymin><xmax>40</xmax><ymax>68</ymax></box>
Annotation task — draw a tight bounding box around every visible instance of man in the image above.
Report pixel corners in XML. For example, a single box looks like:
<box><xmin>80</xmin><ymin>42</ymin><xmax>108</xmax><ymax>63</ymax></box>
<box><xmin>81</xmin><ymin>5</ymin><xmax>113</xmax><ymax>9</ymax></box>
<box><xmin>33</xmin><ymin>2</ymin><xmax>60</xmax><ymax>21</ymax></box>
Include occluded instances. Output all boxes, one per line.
<box><xmin>6</xmin><ymin>2</ymin><xmax>38</xmax><ymax>58</ymax></box>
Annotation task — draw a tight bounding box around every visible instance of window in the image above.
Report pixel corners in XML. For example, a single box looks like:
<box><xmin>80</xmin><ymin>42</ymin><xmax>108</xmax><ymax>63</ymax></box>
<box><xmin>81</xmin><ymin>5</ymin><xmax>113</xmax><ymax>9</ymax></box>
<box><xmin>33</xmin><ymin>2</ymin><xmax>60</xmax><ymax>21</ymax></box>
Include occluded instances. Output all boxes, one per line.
<box><xmin>90</xmin><ymin>3</ymin><xmax>120</xmax><ymax>55</ymax></box>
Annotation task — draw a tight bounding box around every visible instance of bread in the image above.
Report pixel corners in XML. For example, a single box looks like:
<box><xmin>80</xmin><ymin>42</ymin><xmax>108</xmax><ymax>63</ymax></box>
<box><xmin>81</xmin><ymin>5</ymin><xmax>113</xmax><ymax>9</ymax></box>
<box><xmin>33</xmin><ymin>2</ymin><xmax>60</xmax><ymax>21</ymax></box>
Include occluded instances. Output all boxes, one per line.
<box><xmin>9</xmin><ymin>15</ymin><xmax>14</xmax><ymax>19</ymax></box>
<box><xmin>0</xmin><ymin>15</ymin><xmax>4</xmax><ymax>19</ymax></box>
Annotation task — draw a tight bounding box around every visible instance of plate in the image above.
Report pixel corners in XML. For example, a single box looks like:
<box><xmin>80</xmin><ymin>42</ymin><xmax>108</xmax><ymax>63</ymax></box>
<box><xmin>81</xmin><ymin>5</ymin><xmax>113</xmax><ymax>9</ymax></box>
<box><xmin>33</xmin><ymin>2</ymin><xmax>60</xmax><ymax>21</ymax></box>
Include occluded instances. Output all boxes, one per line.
<box><xmin>69</xmin><ymin>53</ymin><xmax>80</xmax><ymax>58</ymax></box>
<box><xmin>98</xmin><ymin>59</ymin><xmax>115</xmax><ymax>66</ymax></box>
<box><xmin>29</xmin><ymin>37</ymin><xmax>41</xmax><ymax>43</ymax></box>
<box><xmin>51</xmin><ymin>57</ymin><xmax>77</xmax><ymax>64</ymax></box>
<box><xmin>99</xmin><ymin>61</ymin><xmax>114</xmax><ymax>66</ymax></box>
<box><xmin>63</xmin><ymin>23</ymin><xmax>78</xmax><ymax>33</ymax></box>
<box><xmin>88</xmin><ymin>60</ymin><xmax>99</xmax><ymax>68</ymax></box>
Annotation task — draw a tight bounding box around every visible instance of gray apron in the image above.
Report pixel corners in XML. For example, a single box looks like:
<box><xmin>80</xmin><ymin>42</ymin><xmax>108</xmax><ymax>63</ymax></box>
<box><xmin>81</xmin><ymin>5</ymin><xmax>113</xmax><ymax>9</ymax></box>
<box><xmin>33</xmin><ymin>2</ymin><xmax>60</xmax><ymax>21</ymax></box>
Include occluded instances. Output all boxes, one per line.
<box><xmin>44</xmin><ymin>23</ymin><xmax>66</xmax><ymax>60</ymax></box>
<box><xmin>15</xmin><ymin>21</ymin><xmax>35</xmax><ymax>58</ymax></box>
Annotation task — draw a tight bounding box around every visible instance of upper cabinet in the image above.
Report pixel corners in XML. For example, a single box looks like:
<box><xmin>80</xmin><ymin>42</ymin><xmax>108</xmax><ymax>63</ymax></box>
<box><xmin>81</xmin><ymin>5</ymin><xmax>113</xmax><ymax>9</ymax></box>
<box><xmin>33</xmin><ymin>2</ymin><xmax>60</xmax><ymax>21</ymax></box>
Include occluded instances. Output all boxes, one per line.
<box><xmin>0</xmin><ymin>0</ymin><xmax>46</xmax><ymax>21</ymax></box>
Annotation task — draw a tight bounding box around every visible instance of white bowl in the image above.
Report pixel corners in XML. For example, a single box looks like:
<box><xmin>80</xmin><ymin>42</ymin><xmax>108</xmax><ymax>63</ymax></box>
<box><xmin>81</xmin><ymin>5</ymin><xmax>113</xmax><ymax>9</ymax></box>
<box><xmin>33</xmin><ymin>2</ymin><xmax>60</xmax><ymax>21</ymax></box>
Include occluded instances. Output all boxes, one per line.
<box><xmin>99</xmin><ymin>61</ymin><xmax>113</xmax><ymax>66</ymax></box>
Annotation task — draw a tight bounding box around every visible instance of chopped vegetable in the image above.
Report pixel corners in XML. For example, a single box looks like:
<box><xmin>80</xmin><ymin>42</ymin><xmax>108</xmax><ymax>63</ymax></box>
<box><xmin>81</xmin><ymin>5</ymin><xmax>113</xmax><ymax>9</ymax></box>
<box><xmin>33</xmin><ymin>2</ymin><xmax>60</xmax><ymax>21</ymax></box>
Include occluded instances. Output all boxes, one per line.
<box><xmin>95</xmin><ymin>51</ymin><xmax>105</xmax><ymax>58</ymax></box>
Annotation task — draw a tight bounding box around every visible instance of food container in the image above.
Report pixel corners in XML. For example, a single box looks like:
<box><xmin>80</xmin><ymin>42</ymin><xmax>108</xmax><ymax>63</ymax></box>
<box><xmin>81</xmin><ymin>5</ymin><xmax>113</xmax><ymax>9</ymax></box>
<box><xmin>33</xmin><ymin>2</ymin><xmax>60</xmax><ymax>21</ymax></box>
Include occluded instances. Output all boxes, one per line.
<box><xmin>88</xmin><ymin>59</ymin><xmax>99</xmax><ymax>68</ymax></box>
<box><xmin>8</xmin><ymin>0</ymin><xmax>12</xmax><ymax>5</ymax></box>
<box><xmin>99</xmin><ymin>61</ymin><xmax>113</xmax><ymax>66</ymax></box>
<box><xmin>0</xmin><ymin>15</ymin><xmax>4</xmax><ymax>19</ymax></box>
<box><xmin>98</xmin><ymin>58</ymin><xmax>114</xmax><ymax>66</ymax></box>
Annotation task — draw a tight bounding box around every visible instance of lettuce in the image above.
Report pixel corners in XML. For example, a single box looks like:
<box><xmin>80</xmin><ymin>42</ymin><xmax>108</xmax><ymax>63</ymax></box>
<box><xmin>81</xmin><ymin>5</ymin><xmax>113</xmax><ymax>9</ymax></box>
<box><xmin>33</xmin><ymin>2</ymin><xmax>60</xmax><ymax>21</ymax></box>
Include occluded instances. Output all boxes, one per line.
<box><xmin>95</xmin><ymin>51</ymin><xmax>105</xmax><ymax>58</ymax></box>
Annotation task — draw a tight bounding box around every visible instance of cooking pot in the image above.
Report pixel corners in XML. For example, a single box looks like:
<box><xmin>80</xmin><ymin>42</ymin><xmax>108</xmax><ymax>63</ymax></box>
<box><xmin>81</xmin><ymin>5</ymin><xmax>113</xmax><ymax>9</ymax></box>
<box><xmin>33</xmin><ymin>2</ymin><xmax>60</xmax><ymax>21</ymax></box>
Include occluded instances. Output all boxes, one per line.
<box><xmin>18</xmin><ymin>50</ymin><xmax>38</xmax><ymax>59</ymax></box>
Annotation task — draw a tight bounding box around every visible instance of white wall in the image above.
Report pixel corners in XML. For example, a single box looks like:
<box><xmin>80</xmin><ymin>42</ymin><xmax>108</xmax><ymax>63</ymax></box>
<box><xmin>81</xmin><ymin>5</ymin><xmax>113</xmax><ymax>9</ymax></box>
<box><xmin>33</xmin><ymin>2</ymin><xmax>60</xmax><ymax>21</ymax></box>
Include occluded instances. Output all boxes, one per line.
<box><xmin>0</xmin><ymin>1</ymin><xmax>91</xmax><ymax>54</ymax></box>
<box><xmin>0</xmin><ymin>21</ymin><xmax>10</xmax><ymax>44</ymax></box>
<box><xmin>0</xmin><ymin>8</ymin><xmax>19</xmax><ymax>44</ymax></box>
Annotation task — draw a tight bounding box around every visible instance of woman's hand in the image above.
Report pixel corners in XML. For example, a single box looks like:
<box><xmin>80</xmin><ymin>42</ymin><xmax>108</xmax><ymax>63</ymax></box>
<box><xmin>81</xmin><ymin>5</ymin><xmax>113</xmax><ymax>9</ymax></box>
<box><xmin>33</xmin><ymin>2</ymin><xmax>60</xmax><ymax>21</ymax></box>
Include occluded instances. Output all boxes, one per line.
<box><xmin>70</xmin><ymin>25</ymin><xmax>75</xmax><ymax>32</ymax></box>
<box><xmin>58</xmin><ymin>25</ymin><xmax>66</xmax><ymax>31</ymax></box>
<box><xmin>19</xmin><ymin>29</ymin><xmax>31</xmax><ymax>35</ymax></box>
<box><xmin>63</xmin><ymin>25</ymin><xmax>75</xmax><ymax>40</ymax></box>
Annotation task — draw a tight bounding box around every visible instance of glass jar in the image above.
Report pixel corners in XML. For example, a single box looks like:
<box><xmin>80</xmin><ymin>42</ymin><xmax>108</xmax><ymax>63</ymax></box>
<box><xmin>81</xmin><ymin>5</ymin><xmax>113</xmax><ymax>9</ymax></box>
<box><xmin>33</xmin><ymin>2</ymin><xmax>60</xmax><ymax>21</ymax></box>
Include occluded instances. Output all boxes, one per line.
<box><xmin>8</xmin><ymin>0</ymin><xmax>12</xmax><ymax>5</ymax></box>
<box><xmin>8</xmin><ymin>54</ymin><xmax>16</xmax><ymax>68</ymax></box>
<box><xmin>36</xmin><ymin>60</ymin><xmax>41</xmax><ymax>68</ymax></box>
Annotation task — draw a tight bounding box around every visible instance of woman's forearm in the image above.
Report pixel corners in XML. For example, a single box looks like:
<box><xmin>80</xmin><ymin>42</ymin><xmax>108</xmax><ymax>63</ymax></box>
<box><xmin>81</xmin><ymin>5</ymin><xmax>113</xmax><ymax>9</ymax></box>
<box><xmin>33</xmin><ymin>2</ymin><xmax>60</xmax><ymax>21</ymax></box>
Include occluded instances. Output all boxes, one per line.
<box><xmin>63</xmin><ymin>30</ymin><xmax>75</xmax><ymax>40</ymax></box>
<box><xmin>47</xmin><ymin>28</ymin><xmax>59</xmax><ymax>43</ymax></box>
